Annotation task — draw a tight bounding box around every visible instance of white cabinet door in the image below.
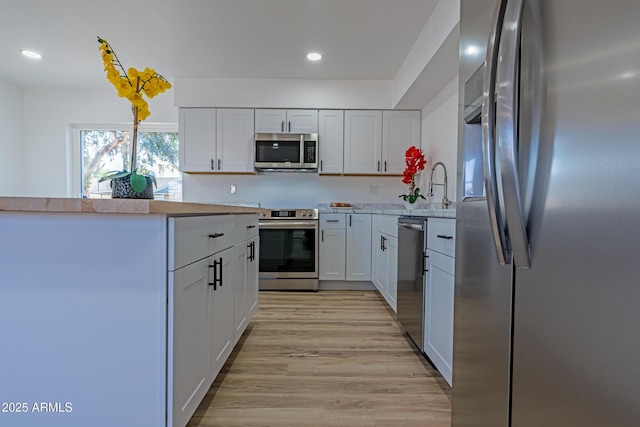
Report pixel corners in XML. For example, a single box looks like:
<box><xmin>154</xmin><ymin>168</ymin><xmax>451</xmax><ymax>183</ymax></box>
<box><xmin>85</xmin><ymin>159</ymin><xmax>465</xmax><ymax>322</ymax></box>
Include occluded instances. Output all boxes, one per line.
<box><xmin>255</xmin><ymin>109</ymin><xmax>318</xmax><ymax>133</ymax></box>
<box><xmin>319</xmin><ymin>227</ymin><xmax>346</xmax><ymax>280</ymax></box>
<box><xmin>170</xmin><ymin>256</ymin><xmax>212</xmax><ymax>427</ymax></box>
<box><xmin>179</xmin><ymin>108</ymin><xmax>216</xmax><ymax>172</ymax></box>
<box><xmin>384</xmin><ymin>235</ymin><xmax>398</xmax><ymax>313</ymax></box>
<box><xmin>216</xmin><ymin>108</ymin><xmax>255</xmax><ymax>173</ymax></box>
<box><xmin>344</xmin><ymin>110</ymin><xmax>382</xmax><ymax>174</ymax></box>
<box><xmin>371</xmin><ymin>231</ymin><xmax>382</xmax><ymax>292</ymax></box>
<box><xmin>287</xmin><ymin>109</ymin><xmax>318</xmax><ymax>133</ymax></box>
<box><xmin>319</xmin><ymin>213</ymin><xmax>346</xmax><ymax>281</ymax></box>
<box><xmin>424</xmin><ymin>249</ymin><xmax>455</xmax><ymax>386</ymax></box>
<box><xmin>318</xmin><ymin>110</ymin><xmax>344</xmax><ymax>174</ymax></box>
<box><xmin>255</xmin><ymin>109</ymin><xmax>287</xmax><ymax>133</ymax></box>
<box><xmin>346</xmin><ymin>214</ymin><xmax>372</xmax><ymax>281</ymax></box>
<box><xmin>233</xmin><ymin>241</ymin><xmax>248</xmax><ymax>345</ymax></box>
<box><xmin>382</xmin><ymin>110</ymin><xmax>421</xmax><ymax>175</ymax></box>
<box><xmin>210</xmin><ymin>247</ymin><xmax>234</xmax><ymax>380</ymax></box>
<box><xmin>247</xmin><ymin>237</ymin><xmax>259</xmax><ymax>317</ymax></box>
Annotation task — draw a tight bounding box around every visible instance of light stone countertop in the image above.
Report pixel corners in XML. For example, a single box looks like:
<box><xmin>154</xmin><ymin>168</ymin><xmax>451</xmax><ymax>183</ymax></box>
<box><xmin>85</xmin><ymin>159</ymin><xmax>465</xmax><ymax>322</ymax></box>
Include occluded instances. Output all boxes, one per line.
<box><xmin>317</xmin><ymin>203</ymin><xmax>456</xmax><ymax>218</ymax></box>
<box><xmin>0</xmin><ymin>197</ymin><xmax>265</xmax><ymax>216</ymax></box>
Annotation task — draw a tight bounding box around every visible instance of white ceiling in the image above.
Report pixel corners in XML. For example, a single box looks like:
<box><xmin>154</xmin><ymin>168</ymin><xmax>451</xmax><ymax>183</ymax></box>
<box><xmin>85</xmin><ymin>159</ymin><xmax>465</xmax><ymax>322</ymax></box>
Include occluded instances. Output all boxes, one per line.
<box><xmin>0</xmin><ymin>0</ymin><xmax>440</xmax><ymax>88</ymax></box>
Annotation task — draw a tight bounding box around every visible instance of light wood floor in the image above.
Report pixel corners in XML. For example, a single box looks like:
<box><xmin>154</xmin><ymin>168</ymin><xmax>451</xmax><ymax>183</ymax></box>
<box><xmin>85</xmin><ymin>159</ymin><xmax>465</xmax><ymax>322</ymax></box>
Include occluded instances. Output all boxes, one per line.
<box><xmin>187</xmin><ymin>290</ymin><xmax>451</xmax><ymax>427</ymax></box>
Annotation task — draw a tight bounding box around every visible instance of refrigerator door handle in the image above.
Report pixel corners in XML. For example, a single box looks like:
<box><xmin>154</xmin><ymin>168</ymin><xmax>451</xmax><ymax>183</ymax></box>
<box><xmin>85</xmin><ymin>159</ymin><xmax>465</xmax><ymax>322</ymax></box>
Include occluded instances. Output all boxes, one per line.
<box><xmin>482</xmin><ymin>0</ymin><xmax>510</xmax><ymax>265</ymax></box>
<box><xmin>496</xmin><ymin>0</ymin><xmax>530</xmax><ymax>269</ymax></box>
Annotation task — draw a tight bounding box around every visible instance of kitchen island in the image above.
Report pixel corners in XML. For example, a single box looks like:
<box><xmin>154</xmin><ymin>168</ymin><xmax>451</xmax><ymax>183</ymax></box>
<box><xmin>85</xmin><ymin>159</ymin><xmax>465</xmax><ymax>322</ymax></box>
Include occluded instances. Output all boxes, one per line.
<box><xmin>0</xmin><ymin>197</ymin><xmax>262</xmax><ymax>427</ymax></box>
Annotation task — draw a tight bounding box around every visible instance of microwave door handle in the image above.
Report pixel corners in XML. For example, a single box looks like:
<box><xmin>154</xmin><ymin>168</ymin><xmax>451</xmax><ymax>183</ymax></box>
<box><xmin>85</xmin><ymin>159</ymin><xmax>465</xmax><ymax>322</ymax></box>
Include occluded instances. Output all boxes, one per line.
<box><xmin>482</xmin><ymin>0</ymin><xmax>510</xmax><ymax>265</ymax></box>
<box><xmin>496</xmin><ymin>0</ymin><xmax>530</xmax><ymax>268</ymax></box>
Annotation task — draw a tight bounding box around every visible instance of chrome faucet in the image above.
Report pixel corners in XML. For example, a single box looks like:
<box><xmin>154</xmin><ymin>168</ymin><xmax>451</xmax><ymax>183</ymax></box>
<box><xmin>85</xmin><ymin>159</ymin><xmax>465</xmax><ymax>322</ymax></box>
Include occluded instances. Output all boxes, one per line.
<box><xmin>428</xmin><ymin>161</ymin><xmax>452</xmax><ymax>209</ymax></box>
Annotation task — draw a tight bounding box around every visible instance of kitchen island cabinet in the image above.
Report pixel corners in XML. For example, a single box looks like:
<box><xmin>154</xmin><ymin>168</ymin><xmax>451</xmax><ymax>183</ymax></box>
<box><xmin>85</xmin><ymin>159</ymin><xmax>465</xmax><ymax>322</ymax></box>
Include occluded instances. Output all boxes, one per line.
<box><xmin>0</xmin><ymin>198</ymin><xmax>260</xmax><ymax>427</ymax></box>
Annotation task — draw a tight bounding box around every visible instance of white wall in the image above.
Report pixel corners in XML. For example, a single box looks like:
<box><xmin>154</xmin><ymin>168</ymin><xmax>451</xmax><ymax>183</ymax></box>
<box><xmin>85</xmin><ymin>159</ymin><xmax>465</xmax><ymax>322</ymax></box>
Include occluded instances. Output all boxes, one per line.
<box><xmin>174</xmin><ymin>78</ymin><xmax>393</xmax><ymax>109</ymax></box>
<box><xmin>21</xmin><ymin>87</ymin><xmax>177</xmax><ymax>196</ymax></box>
<box><xmin>421</xmin><ymin>76</ymin><xmax>459</xmax><ymax>203</ymax></box>
<box><xmin>0</xmin><ymin>79</ymin><xmax>25</xmax><ymax>196</ymax></box>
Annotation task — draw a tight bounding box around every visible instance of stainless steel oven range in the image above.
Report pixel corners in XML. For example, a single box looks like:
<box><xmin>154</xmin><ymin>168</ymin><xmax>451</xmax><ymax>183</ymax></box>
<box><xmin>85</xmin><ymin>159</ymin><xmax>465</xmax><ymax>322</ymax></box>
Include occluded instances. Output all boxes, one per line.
<box><xmin>258</xmin><ymin>209</ymin><xmax>319</xmax><ymax>291</ymax></box>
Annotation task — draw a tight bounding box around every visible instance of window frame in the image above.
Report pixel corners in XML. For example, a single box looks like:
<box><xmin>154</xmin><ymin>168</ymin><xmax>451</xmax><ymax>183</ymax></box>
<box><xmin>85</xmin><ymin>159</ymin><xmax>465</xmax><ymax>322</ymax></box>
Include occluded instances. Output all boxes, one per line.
<box><xmin>71</xmin><ymin>122</ymin><xmax>178</xmax><ymax>198</ymax></box>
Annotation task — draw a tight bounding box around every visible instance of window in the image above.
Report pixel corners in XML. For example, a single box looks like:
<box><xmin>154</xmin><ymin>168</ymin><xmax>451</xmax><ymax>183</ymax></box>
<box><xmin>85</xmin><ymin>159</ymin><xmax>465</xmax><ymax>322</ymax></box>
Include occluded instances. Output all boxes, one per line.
<box><xmin>75</xmin><ymin>124</ymin><xmax>181</xmax><ymax>200</ymax></box>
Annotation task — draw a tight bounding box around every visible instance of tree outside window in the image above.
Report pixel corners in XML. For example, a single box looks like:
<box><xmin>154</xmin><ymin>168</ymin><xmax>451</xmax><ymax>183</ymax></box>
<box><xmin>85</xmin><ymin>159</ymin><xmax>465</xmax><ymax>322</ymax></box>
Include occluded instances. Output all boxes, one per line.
<box><xmin>80</xmin><ymin>128</ymin><xmax>180</xmax><ymax>200</ymax></box>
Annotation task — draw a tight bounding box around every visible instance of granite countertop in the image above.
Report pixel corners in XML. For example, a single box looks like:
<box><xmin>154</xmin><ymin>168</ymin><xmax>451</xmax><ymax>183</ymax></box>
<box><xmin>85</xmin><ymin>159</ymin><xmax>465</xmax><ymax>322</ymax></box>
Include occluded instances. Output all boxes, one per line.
<box><xmin>0</xmin><ymin>197</ymin><xmax>264</xmax><ymax>216</ymax></box>
<box><xmin>318</xmin><ymin>203</ymin><xmax>456</xmax><ymax>218</ymax></box>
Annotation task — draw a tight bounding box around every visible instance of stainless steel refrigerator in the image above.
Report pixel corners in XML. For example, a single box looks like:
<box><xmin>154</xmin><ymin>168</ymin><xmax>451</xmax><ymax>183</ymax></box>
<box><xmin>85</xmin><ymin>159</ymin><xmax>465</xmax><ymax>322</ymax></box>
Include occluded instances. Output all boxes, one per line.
<box><xmin>454</xmin><ymin>1</ymin><xmax>640</xmax><ymax>426</ymax></box>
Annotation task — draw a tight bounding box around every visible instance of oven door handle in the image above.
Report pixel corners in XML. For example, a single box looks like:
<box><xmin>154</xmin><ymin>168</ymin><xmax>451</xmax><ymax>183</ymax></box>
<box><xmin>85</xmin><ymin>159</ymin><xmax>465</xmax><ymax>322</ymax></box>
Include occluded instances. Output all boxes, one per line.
<box><xmin>259</xmin><ymin>221</ymin><xmax>318</xmax><ymax>229</ymax></box>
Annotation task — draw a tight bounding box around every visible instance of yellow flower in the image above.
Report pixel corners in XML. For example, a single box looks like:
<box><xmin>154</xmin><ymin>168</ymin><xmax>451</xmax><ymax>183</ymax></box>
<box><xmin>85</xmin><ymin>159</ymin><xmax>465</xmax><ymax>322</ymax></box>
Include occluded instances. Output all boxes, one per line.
<box><xmin>97</xmin><ymin>36</ymin><xmax>171</xmax><ymax>124</ymax></box>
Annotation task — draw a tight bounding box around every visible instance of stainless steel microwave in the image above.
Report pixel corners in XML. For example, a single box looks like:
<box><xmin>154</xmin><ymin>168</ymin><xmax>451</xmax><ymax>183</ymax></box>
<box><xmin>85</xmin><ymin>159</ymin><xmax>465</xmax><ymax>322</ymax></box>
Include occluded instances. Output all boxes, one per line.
<box><xmin>254</xmin><ymin>133</ymin><xmax>318</xmax><ymax>172</ymax></box>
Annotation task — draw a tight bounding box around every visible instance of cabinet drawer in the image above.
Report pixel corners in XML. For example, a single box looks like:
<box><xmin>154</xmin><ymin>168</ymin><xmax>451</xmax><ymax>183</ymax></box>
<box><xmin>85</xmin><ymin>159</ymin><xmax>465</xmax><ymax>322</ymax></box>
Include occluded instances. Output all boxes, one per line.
<box><xmin>320</xmin><ymin>213</ymin><xmax>346</xmax><ymax>229</ymax></box>
<box><xmin>235</xmin><ymin>214</ymin><xmax>259</xmax><ymax>241</ymax></box>
<box><xmin>169</xmin><ymin>215</ymin><xmax>236</xmax><ymax>271</ymax></box>
<box><xmin>427</xmin><ymin>218</ymin><xmax>456</xmax><ymax>257</ymax></box>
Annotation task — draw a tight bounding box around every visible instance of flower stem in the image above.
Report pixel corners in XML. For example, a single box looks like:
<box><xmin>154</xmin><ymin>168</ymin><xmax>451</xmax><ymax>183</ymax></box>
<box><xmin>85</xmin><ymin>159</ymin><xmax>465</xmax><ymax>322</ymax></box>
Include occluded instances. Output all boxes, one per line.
<box><xmin>130</xmin><ymin>77</ymin><xmax>140</xmax><ymax>172</ymax></box>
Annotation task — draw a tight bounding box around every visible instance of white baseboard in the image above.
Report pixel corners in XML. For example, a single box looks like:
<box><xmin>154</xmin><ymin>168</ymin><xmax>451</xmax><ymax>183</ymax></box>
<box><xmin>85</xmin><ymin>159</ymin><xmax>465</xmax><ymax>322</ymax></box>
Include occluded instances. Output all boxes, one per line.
<box><xmin>318</xmin><ymin>281</ymin><xmax>377</xmax><ymax>291</ymax></box>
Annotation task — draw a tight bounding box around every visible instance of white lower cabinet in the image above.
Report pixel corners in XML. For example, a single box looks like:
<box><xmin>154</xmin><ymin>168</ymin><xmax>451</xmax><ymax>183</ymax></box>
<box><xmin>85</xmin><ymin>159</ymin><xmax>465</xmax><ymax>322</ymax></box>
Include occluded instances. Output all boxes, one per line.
<box><xmin>169</xmin><ymin>213</ymin><xmax>258</xmax><ymax>427</ymax></box>
<box><xmin>424</xmin><ymin>218</ymin><xmax>456</xmax><ymax>386</ymax></box>
<box><xmin>346</xmin><ymin>214</ymin><xmax>372</xmax><ymax>281</ymax></box>
<box><xmin>371</xmin><ymin>215</ymin><xmax>399</xmax><ymax>311</ymax></box>
<box><xmin>210</xmin><ymin>247</ymin><xmax>234</xmax><ymax>380</ymax></box>
<box><xmin>319</xmin><ymin>213</ymin><xmax>371</xmax><ymax>281</ymax></box>
<box><xmin>170</xmin><ymin>257</ymin><xmax>213</xmax><ymax>427</ymax></box>
<box><xmin>319</xmin><ymin>214</ymin><xmax>347</xmax><ymax>280</ymax></box>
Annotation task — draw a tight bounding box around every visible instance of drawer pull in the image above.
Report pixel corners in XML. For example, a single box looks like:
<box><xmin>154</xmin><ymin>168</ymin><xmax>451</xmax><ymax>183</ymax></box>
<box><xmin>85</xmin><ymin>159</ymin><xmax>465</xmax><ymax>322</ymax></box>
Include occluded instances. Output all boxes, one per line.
<box><xmin>437</xmin><ymin>234</ymin><xmax>453</xmax><ymax>240</ymax></box>
<box><xmin>246</xmin><ymin>225</ymin><xmax>256</xmax><ymax>229</ymax></box>
<box><xmin>326</xmin><ymin>220</ymin><xmax>339</xmax><ymax>223</ymax></box>
<box><xmin>209</xmin><ymin>233</ymin><xmax>225</xmax><ymax>239</ymax></box>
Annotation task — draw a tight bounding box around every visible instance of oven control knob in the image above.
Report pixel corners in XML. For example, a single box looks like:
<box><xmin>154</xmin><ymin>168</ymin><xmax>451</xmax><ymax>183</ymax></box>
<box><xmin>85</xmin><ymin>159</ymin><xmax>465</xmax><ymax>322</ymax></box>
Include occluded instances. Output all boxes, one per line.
<box><xmin>301</xmin><ymin>212</ymin><xmax>306</xmax><ymax>217</ymax></box>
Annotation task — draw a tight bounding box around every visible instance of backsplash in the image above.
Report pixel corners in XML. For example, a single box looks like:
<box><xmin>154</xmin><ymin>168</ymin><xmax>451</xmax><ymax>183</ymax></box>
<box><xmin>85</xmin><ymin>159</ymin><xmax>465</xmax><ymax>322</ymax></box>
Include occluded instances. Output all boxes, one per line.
<box><xmin>182</xmin><ymin>173</ymin><xmax>423</xmax><ymax>209</ymax></box>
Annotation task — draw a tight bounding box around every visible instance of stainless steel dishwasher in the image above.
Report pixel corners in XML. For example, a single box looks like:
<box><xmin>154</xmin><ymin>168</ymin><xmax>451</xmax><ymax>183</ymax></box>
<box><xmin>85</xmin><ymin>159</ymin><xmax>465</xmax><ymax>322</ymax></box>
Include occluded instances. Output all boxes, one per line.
<box><xmin>396</xmin><ymin>216</ymin><xmax>428</xmax><ymax>352</ymax></box>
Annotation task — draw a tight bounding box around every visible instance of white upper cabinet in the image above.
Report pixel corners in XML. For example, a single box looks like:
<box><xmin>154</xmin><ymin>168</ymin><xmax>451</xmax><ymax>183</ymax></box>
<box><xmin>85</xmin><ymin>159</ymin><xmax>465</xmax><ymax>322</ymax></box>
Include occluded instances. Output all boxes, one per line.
<box><xmin>255</xmin><ymin>109</ymin><xmax>318</xmax><ymax>133</ymax></box>
<box><xmin>216</xmin><ymin>108</ymin><xmax>255</xmax><ymax>173</ymax></box>
<box><xmin>344</xmin><ymin>110</ymin><xmax>383</xmax><ymax>174</ymax></box>
<box><xmin>382</xmin><ymin>110</ymin><xmax>421</xmax><ymax>175</ymax></box>
<box><xmin>179</xmin><ymin>108</ymin><xmax>216</xmax><ymax>172</ymax></box>
<box><xmin>179</xmin><ymin>108</ymin><xmax>255</xmax><ymax>173</ymax></box>
<box><xmin>318</xmin><ymin>110</ymin><xmax>344</xmax><ymax>174</ymax></box>
<box><xmin>343</xmin><ymin>110</ymin><xmax>421</xmax><ymax>175</ymax></box>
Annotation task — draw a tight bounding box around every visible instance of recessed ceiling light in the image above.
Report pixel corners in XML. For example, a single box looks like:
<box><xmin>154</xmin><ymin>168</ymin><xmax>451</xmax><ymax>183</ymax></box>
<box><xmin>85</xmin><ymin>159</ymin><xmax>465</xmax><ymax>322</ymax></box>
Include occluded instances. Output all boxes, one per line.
<box><xmin>21</xmin><ymin>49</ymin><xmax>42</xmax><ymax>59</ymax></box>
<box><xmin>307</xmin><ymin>52</ymin><xmax>322</xmax><ymax>61</ymax></box>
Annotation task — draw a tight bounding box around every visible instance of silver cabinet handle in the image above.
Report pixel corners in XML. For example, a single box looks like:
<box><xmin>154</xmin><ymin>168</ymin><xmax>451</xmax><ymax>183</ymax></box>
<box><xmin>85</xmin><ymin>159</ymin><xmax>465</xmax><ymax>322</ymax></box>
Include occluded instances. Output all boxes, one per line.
<box><xmin>326</xmin><ymin>219</ymin><xmax>339</xmax><ymax>223</ymax></box>
<box><xmin>436</xmin><ymin>234</ymin><xmax>453</xmax><ymax>240</ymax></box>
<box><xmin>384</xmin><ymin>161</ymin><xmax>387</xmax><ymax>172</ymax></box>
<box><xmin>209</xmin><ymin>233</ymin><xmax>224</xmax><ymax>239</ymax></box>
<box><xmin>349</xmin><ymin>215</ymin><xmax>352</xmax><ymax>227</ymax></box>
<box><xmin>281</xmin><ymin>120</ymin><xmax>284</xmax><ymax>132</ymax></box>
<box><xmin>377</xmin><ymin>161</ymin><xmax>381</xmax><ymax>172</ymax></box>
<box><xmin>210</xmin><ymin>159</ymin><xmax>214</xmax><ymax>170</ymax></box>
<box><xmin>496</xmin><ymin>0</ymin><xmax>530</xmax><ymax>268</ymax></box>
<box><xmin>482</xmin><ymin>0</ymin><xmax>509</xmax><ymax>265</ymax></box>
<box><xmin>217</xmin><ymin>158</ymin><xmax>221</xmax><ymax>170</ymax></box>
<box><xmin>320</xmin><ymin>160</ymin><xmax>323</xmax><ymax>171</ymax></box>
<box><xmin>288</xmin><ymin>121</ymin><xmax>291</xmax><ymax>133</ymax></box>
<box><xmin>321</xmin><ymin>229</ymin><xmax>324</xmax><ymax>242</ymax></box>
